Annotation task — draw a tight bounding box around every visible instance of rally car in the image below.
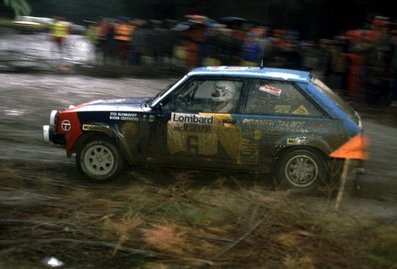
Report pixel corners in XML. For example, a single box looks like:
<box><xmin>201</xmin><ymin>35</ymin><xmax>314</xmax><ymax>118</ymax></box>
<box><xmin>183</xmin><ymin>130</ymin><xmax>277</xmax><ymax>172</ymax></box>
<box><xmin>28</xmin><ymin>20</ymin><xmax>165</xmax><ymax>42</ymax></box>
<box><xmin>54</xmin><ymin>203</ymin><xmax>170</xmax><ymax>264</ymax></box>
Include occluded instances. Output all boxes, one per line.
<box><xmin>43</xmin><ymin>66</ymin><xmax>364</xmax><ymax>192</ymax></box>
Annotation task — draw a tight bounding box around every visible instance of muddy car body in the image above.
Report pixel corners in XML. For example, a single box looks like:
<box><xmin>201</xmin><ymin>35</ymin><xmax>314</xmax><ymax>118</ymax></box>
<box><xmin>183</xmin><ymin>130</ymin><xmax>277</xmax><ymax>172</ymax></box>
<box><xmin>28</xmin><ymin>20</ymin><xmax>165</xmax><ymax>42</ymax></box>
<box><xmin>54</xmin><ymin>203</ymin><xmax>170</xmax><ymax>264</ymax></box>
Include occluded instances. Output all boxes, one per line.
<box><xmin>43</xmin><ymin>66</ymin><xmax>364</xmax><ymax>192</ymax></box>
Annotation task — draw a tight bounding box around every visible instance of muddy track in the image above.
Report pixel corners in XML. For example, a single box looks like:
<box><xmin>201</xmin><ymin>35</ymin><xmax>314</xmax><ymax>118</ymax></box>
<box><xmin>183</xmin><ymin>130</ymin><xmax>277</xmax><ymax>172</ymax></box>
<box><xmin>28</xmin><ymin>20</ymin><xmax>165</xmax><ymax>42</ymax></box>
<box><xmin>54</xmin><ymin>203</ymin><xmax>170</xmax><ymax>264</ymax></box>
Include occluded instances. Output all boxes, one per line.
<box><xmin>0</xmin><ymin>73</ymin><xmax>396</xmax><ymax>269</ymax></box>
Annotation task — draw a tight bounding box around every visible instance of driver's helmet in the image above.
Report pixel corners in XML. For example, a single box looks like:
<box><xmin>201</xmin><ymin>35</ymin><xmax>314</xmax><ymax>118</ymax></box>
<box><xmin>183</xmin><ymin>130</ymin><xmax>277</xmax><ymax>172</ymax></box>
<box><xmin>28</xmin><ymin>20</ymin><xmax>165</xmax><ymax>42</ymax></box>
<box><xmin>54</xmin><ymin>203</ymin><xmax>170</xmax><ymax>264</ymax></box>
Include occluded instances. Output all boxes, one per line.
<box><xmin>211</xmin><ymin>81</ymin><xmax>236</xmax><ymax>102</ymax></box>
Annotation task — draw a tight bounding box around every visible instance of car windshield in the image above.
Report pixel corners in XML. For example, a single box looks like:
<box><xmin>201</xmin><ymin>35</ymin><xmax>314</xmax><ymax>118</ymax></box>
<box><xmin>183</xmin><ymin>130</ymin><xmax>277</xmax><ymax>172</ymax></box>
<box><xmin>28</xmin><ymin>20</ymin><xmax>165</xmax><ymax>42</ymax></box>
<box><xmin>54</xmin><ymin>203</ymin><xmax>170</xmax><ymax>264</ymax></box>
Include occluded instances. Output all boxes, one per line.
<box><xmin>149</xmin><ymin>77</ymin><xmax>183</xmax><ymax>107</ymax></box>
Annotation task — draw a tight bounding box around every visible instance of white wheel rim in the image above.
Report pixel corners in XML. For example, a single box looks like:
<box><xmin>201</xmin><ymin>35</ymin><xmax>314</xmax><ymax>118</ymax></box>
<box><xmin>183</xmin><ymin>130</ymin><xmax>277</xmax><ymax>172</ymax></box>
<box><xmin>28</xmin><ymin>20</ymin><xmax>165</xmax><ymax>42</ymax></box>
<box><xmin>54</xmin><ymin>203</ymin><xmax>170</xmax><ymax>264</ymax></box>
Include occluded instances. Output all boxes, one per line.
<box><xmin>83</xmin><ymin>144</ymin><xmax>115</xmax><ymax>176</ymax></box>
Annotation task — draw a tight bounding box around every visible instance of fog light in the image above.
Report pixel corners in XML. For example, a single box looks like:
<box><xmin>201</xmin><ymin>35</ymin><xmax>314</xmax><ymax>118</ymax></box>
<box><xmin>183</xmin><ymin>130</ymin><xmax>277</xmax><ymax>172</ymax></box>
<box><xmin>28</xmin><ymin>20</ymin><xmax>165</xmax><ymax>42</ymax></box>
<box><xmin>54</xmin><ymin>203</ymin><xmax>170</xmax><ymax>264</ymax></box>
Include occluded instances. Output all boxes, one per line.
<box><xmin>43</xmin><ymin>125</ymin><xmax>50</xmax><ymax>143</ymax></box>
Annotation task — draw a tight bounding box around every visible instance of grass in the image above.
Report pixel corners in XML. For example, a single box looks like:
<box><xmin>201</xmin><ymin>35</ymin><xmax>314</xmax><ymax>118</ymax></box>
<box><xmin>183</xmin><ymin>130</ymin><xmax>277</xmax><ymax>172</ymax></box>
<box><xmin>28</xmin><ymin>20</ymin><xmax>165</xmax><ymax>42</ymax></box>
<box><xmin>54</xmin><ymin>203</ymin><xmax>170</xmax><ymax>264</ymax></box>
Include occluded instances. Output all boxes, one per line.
<box><xmin>0</xmin><ymin>162</ymin><xmax>396</xmax><ymax>268</ymax></box>
<box><xmin>364</xmin><ymin>225</ymin><xmax>397</xmax><ymax>268</ymax></box>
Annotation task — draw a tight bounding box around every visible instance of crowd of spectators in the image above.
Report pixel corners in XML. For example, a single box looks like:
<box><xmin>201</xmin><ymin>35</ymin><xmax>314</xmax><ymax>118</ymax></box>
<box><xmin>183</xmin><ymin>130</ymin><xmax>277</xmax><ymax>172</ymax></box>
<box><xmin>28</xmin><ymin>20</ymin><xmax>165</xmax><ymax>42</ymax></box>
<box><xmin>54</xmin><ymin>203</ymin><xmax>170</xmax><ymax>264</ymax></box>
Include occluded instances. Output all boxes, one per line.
<box><xmin>319</xmin><ymin>16</ymin><xmax>397</xmax><ymax>106</ymax></box>
<box><xmin>81</xmin><ymin>15</ymin><xmax>397</xmax><ymax>106</ymax></box>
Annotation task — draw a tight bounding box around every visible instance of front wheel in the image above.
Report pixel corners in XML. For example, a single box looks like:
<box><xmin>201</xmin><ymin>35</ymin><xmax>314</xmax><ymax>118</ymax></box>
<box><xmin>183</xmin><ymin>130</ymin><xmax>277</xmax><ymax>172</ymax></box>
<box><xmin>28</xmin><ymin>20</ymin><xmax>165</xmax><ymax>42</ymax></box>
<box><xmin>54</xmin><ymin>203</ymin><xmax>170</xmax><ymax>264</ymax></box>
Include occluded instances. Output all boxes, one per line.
<box><xmin>76</xmin><ymin>137</ymin><xmax>125</xmax><ymax>181</ymax></box>
<box><xmin>275</xmin><ymin>148</ymin><xmax>327</xmax><ymax>193</ymax></box>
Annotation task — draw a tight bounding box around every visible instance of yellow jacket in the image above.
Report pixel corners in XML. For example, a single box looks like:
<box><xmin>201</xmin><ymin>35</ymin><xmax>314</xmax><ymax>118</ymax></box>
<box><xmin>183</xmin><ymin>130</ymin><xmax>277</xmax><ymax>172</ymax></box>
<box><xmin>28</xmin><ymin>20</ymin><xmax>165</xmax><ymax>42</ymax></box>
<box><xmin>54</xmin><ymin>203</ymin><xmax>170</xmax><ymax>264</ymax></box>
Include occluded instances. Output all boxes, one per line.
<box><xmin>51</xmin><ymin>20</ymin><xmax>69</xmax><ymax>38</ymax></box>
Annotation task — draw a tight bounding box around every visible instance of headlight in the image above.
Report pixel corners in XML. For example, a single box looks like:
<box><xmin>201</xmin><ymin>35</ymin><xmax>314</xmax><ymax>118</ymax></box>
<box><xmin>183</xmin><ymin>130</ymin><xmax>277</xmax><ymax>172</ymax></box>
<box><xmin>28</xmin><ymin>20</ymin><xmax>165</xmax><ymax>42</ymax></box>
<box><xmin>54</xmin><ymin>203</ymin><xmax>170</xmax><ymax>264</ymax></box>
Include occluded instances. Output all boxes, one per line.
<box><xmin>49</xmin><ymin>110</ymin><xmax>58</xmax><ymax>126</ymax></box>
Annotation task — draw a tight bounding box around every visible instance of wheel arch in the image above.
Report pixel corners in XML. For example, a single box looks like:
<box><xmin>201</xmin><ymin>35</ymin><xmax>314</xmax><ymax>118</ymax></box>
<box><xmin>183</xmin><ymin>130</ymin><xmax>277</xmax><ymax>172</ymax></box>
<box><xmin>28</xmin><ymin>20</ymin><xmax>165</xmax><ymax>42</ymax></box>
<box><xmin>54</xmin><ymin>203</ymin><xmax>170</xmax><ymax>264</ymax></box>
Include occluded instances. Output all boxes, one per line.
<box><xmin>272</xmin><ymin>134</ymin><xmax>333</xmax><ymax>162</ymax></box>
<box><xmin>73</xmin><ymin>124</ymin><xmax>135</xmax><ymax>165</ymax></box>
<box><xmin>273</xmin><ymin>144</ymin><xmax>328</xmax><ymax>166</ymax></box>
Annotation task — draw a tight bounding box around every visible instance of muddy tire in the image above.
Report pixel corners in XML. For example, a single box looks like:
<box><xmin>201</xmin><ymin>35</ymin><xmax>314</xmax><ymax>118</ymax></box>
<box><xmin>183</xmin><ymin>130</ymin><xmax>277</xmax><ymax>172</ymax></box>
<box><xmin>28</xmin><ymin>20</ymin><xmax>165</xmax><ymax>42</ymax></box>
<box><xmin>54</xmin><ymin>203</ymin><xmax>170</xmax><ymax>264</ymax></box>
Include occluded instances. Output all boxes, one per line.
<box><xmin>275</xmin><ymin>148</ymin><xmax>327</xmax><ymax>193</ymax></box>
<box><xmin>76</xmin><ymin>137</ymin><xmax>124</xmax><ymax>181</ymax></box>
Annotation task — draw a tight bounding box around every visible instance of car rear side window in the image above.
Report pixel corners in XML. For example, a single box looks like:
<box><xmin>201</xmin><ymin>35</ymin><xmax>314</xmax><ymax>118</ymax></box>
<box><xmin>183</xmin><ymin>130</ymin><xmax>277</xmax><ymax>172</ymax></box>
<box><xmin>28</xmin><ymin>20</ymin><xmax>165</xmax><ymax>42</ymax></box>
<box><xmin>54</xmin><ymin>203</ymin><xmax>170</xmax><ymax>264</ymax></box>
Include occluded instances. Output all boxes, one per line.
<box><xmin>243</xmin><ymin>79</ymin><xmax>323</xmax><ymax>116</ymax></box>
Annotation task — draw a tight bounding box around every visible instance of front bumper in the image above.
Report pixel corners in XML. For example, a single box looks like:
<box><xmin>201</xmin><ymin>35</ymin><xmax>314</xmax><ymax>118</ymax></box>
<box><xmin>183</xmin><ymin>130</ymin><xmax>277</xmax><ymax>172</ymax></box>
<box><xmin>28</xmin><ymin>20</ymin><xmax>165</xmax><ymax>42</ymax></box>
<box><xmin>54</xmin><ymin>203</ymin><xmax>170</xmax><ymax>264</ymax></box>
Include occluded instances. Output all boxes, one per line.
<box><xmin>43</xmin><ymin>109</ymin><xmax>66</xmax><ymax>144</ymax></box>
<box><xmin>42</xmin><ymin>125</ymin><xmax>65</xmax><ymax>144</ymax></box>
<box><xmin>42</xmin><ymin>125</ymin><xmax>52</xmax><ymax>143</ymax></box>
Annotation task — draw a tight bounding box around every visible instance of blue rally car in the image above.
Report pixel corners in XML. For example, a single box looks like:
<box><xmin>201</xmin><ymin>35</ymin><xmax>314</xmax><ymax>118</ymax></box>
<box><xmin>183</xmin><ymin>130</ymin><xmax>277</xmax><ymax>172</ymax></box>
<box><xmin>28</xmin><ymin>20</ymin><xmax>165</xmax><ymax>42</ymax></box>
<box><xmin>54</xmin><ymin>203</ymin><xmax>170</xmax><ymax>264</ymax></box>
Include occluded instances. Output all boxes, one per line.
<box><xmin>43</xmin><ymin>66</ymin><xmax>364</xmax><ymax>192</ymax></box>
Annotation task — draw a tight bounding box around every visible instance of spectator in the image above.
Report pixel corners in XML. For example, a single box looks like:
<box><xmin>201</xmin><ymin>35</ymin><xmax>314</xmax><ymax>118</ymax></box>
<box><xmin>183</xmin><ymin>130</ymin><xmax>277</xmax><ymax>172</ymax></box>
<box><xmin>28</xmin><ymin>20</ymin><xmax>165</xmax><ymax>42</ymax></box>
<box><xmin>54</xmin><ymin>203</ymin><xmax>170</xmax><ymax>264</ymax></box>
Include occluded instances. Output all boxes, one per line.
<box><xmin>114</xmin><ymin>18</ymin><xmax>135</xmax><ymax>65</ymax></box>
<box><xmin>242</xmin><ymin>29</ymin><xmax>262</xmax><ymax>66</ymax></box>
<box><xmin>84</xmin><ymin>21</ymin><xmax>99</xmax><ymax>63</ymax></box>
<box><xmin>50</xmin><ymin>16</ymin><xmax>70</xmax><ymax>60</ymax></box>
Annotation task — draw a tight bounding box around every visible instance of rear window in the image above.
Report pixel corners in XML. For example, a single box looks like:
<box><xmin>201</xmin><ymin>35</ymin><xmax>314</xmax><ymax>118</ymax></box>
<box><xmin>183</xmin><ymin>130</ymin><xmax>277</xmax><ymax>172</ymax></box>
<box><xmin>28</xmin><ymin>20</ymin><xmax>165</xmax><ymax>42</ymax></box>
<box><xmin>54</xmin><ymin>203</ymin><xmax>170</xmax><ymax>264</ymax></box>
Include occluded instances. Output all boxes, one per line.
<box><xmin>244</xmin><ymin>79</ymin><xmax>323</xmax><ymax>117</ymax></box>
<box><xmin>312</xmin><ymin>77</ymin><xmax>360</xmax><ymax>124</ymax></box>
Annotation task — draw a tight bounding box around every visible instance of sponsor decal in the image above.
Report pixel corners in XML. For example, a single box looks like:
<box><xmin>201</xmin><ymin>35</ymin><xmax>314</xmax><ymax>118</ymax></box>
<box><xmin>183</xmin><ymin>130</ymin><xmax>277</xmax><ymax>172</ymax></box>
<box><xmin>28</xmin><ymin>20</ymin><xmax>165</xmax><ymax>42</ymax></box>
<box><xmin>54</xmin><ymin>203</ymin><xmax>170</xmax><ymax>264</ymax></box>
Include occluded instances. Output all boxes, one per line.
<box><xmin>259</xmin><ymin>85</ymin><xmax>282</xmax><ymax>96</ymax></box>
<box><xmin>206</xmin><ymin>66</ymin><xmax>249</xmax><ymax>71</ymax></box>
<box><xmin>287</xmin><ymin>137</ymin><xmax>306</xmax><ymax>144</ymax></box>
<box><xmin>183</xmin><ymin>123</ymin><xmax>212</xmax><ymax>133</ymax></box>
<box><xmin>142</xmin><ymin>114</ymin><xmax>156</xmax><ymax>123</ymax></box>
<box><xmin>167</xmin><ymin>113</ymin><xmax>218</xmax><ymax>155</ymax></box>
<box><xmin>242</xmin><ymin>119</ymin><xmax>306</xmax><ymax>129</ymax></box>
<box><xmin>61</xmin><ymin>120</ymin><xmax>71</xmax><ymax>131</ymax></box>
<box><xmin>171</xmin><ymin>113</ymin><xmax>214</xmax><ymax>124</ymax></box>
<box><xmin>82</xmin><ymin>124</ymin><xmax>101</xmax><ymax>131</ymax></box>
<box><xmin>292</xmin><ymin>105</ymin><xmax>309</xmax><ymax>115</ymax></box>
<box><xmin>169</xmin><ymin>113</ymin><xmax>214</xmax><ymax>133</ymax></box>
<box><xmin>275</xmin><ymin>105</ymin><xmax>291</xmax><ymax>113</ymax></box>
<box><xmin>264</xmin><ymin>72</ymin><xmax>301</xmax><ymax>80</ymax></box>
<box><xmin>109</xmin><ymin>112</ymin><xmax>139</xmax><ymax>121</ymax></box>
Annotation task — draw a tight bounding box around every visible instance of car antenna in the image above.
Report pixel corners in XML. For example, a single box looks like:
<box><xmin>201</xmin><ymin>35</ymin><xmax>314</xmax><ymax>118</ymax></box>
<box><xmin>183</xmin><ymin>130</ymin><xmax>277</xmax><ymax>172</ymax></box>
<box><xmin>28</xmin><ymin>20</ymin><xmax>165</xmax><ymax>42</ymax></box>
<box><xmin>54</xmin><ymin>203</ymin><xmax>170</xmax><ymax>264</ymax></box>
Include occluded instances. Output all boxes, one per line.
<box><xmin>259</xmin><ymin>47</ymin><xmax>265</xmax><ymax>69</ymax></box>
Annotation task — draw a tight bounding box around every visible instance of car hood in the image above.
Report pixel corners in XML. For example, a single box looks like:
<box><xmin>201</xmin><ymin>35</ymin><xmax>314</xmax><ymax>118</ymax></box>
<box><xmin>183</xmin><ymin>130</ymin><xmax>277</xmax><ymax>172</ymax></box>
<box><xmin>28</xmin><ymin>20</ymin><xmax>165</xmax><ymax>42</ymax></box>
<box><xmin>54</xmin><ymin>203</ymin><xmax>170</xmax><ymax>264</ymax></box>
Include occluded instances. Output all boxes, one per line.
<box><xmin>66</xmin><ymin>97</ymin><xmax>151</xmax><ymax>112</ymax></box>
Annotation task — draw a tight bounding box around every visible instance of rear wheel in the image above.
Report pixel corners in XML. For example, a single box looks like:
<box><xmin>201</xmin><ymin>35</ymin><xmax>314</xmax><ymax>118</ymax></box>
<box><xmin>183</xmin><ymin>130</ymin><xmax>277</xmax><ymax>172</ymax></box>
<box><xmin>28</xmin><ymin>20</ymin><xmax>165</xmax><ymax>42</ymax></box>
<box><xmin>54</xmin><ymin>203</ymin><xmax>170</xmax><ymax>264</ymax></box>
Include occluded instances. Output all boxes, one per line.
<box><xmin>275</xmin><ymin>148</ymin><xmax>327</xmax><ymax>193</ymax></box>
<box><xmin>76</xmin><ymin>137</ymin><xmax>124</xmax><ymax>181</ymax></box>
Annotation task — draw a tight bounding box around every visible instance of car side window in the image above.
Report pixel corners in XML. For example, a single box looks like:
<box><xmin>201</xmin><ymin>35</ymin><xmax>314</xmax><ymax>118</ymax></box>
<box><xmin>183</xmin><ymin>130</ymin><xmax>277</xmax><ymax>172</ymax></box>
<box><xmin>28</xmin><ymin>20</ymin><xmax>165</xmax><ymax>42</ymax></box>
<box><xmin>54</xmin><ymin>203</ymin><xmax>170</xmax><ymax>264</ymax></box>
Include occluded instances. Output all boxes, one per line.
<box><xmin>163</xmin><ymin>79</ymin><xmax>243</xmax><ymax>113</ymax></box>
<box><xmin>243</xmin><ymin>79</ymin><xmax>323</xmax><ymax>116</ymax></box>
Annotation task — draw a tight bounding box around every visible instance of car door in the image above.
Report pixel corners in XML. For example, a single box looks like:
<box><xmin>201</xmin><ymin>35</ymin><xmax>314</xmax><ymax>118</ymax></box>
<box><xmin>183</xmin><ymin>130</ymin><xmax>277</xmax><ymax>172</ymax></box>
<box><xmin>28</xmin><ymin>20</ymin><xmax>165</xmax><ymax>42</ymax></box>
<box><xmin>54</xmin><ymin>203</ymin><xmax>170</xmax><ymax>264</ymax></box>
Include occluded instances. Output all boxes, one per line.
<box><xmin>143</xmin><ymin>77</ymin><xmax>247</xmax><ymax>170</ymax></box>
<box><xmin>239</xmin><ymin>78</ymin><xmax>331</xmax><ymax>171</ymax></box>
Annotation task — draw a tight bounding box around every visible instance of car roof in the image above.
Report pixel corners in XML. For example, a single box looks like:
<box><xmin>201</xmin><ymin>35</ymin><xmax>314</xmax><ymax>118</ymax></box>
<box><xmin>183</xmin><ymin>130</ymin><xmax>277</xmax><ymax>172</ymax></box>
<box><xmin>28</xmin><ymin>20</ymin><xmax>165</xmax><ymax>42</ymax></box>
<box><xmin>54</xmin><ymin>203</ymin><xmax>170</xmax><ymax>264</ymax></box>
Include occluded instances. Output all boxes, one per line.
<box><xmin>188</xmin><ymin>66</ymin><xmax>312</xmax><ymax>83</ymax></box>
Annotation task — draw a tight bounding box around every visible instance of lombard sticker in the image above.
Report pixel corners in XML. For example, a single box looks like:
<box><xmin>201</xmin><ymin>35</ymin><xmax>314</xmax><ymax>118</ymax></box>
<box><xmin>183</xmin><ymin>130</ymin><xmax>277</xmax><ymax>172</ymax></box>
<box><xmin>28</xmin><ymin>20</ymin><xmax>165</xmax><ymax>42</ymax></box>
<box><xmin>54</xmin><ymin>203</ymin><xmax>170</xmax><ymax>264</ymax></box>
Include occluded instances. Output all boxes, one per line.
<box><xmin>170</xmin><ymin>113</ymin><xmax>215</xmax><ymax>133</ymax></box>
<box><xmin>167</xmin><ymin>113</ymin><xmax>217</xmax><ymax>156</ymax></box>
<box><xmin>259</xmin><ymin>85</ymin><xmax>282</xmax><ymax>96</ymax></box>
<box><xmin>171</xmin><ymin>113</ymin><xmax>214</xmax><ymax>124</ymax></box>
